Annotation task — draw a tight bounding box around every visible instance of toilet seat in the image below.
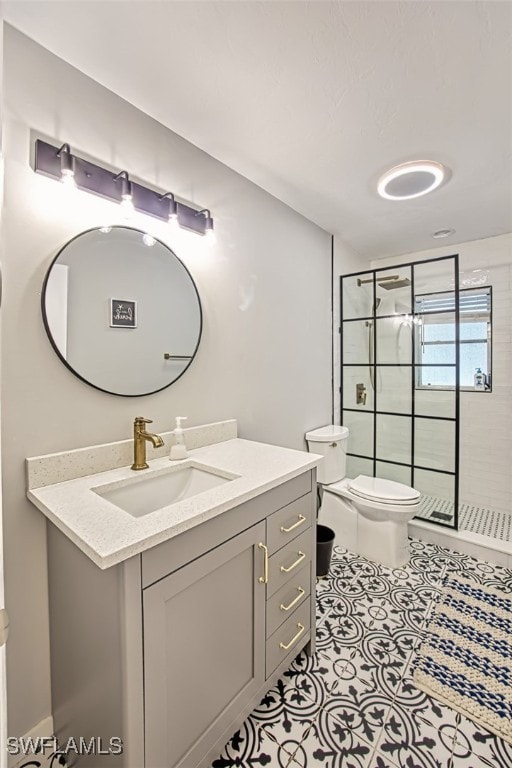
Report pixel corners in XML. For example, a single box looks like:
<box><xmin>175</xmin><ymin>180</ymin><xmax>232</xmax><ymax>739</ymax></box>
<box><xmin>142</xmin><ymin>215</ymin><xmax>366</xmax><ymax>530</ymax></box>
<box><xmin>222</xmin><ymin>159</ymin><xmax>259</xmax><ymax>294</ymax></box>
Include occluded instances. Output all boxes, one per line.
<box><xmin>348</xmin><ymin>475</ymin><xmax>420</xmax><ymax>505</ymax></box>
<box><xmin>326</xmin><ymin>475</ymin><xmax>420</xmax><ymax>506</ymax></box>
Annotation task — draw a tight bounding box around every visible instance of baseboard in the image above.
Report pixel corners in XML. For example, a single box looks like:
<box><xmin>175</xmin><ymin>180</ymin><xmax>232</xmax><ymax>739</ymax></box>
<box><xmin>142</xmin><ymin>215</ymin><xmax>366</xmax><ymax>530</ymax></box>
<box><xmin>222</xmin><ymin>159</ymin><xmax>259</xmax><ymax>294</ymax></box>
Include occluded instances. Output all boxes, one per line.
<box><xmin>7</xmin><ymin>715</ymin><xmax>62</xmax><ymax>768</ymax></box>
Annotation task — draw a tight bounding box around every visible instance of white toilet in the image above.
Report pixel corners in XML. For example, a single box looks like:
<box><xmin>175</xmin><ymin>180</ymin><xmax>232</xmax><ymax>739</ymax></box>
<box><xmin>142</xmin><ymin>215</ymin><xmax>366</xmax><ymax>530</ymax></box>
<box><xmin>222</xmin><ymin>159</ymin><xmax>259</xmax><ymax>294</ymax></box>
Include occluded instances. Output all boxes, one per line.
<box><xmin>305</xmin><ymin>425</ymin><xmax>421</xmax><ymax>568</ymax></box>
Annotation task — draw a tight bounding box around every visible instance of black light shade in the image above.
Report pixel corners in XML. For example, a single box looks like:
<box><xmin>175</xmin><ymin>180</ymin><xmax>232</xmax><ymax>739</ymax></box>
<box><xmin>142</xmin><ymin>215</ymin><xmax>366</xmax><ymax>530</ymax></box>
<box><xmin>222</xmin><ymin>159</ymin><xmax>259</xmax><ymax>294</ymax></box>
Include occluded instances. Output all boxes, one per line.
<box><xmin>113</xmin><ymin>170</ymin><xmax>132</xmax><ymax>201</ymax></box>
<box><xmin>160</xmin><ymin>192</ymin><xmax>178</xmax><ymax>221</ymax></box>
<box><xmin>57</xmin><ymin>143</ymin><xmax>74</xmax><ymax>181</ymax></box>
<box><xmin>196</xmin><ymin>208</ymin><xmax>214</xmax><ymax>237</ymax></box>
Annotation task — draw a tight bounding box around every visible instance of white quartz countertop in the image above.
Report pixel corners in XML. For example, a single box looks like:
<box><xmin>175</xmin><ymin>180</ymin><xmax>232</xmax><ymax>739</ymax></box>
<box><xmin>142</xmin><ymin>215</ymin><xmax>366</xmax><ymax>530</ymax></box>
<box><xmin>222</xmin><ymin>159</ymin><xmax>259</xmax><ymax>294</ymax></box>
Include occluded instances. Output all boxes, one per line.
<box><xmin>28</xmin><ymin>438</ymin><xmax>322</xmax><ymax>569</ymax></box>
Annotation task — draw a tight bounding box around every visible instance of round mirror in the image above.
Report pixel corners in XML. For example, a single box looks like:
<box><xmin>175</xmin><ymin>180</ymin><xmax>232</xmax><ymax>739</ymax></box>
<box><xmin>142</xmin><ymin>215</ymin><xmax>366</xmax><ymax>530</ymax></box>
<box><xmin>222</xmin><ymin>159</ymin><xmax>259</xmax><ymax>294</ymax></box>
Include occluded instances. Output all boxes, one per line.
<box><xmin>42</xmin><ymin>226</ymin><xmax>202</xmax><ymax>396</ymax></box>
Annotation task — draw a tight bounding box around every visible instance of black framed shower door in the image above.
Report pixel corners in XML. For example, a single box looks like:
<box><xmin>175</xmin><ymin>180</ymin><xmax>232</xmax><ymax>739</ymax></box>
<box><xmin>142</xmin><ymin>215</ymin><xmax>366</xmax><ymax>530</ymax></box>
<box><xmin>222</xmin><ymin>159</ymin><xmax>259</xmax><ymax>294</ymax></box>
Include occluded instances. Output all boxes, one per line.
<box><xmin>339</xmin><ymin>254</ymin><xmax>460</xmax><ymax>529</ymax></box>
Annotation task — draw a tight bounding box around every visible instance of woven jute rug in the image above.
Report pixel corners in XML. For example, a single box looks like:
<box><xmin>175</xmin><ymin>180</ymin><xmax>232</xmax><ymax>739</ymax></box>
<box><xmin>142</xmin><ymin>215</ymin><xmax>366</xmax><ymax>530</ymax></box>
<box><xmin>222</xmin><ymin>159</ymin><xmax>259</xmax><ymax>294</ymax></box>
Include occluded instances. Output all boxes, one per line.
<box><xmin>413</xmin><ymin>575</ymin><xmax>512</xmax><ymax>744</ymax></box>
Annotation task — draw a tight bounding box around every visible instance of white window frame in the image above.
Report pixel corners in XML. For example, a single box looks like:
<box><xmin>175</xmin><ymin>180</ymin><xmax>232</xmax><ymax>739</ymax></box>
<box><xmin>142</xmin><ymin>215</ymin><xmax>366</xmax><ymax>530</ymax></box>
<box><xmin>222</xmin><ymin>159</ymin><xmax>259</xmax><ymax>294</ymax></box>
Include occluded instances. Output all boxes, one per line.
<box><xmin>415</xmin><ymin>286</ymin><xmax>492</xmax><ymax>392</ymax></box>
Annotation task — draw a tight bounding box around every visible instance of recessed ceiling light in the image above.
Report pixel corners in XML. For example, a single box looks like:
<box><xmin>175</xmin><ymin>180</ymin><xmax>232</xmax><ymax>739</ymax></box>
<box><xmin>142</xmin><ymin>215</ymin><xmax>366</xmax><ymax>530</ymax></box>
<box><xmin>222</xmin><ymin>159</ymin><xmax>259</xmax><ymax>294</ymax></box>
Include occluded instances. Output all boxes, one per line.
<box><xmin>432</xmin><ymin>228</ymin><xmax>455</xmax><ymax>239</ymax></box>
<box><xmin>377</xmin><ymin>160</ymin><xmax>448</xmax><ymax>201</ymax></box>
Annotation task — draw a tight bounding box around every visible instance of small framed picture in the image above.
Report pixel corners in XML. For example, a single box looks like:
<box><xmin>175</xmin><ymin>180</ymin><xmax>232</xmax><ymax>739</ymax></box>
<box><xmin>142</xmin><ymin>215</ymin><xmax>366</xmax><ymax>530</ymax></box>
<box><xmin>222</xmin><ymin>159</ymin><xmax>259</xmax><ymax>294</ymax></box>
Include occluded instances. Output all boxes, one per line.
<box><xmin>110</xmin><ymin>299</ymin><xmax>137</xmax><ymax>328</ymax></box>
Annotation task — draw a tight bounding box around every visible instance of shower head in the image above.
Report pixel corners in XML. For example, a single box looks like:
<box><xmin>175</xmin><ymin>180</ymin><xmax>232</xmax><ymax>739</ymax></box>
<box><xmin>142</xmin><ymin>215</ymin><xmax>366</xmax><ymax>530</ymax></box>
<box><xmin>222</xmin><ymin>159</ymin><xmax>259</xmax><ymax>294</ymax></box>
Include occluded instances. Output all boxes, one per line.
<box><xmin>379</xmin><ymin>277</ymin><xmax>411</xmax><ymax>290</ymax></box>
<box><xmin>357</xmin><ymin>274</ymin><xmax>411</xmax><ymax>290</ymax></box>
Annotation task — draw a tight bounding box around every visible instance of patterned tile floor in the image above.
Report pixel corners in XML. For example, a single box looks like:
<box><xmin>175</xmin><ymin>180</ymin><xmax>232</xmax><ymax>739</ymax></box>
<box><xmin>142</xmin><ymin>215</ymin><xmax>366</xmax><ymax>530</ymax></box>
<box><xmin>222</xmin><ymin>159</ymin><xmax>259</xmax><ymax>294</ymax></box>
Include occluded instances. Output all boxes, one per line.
<box><xmin>212</xmin><ymin>539</ymin><xmax>512</xmax><ymax>768</ymax></box>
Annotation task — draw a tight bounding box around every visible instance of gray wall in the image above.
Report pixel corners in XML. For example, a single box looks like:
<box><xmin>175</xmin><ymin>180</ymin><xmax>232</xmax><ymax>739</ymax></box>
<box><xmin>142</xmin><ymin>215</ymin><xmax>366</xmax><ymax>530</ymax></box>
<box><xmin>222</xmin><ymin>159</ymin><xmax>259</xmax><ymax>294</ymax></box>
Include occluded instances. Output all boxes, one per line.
<box><xmin>1</xmin><ymin>25</ymin><xmax>332</xmax><ymax>737</ymax></box>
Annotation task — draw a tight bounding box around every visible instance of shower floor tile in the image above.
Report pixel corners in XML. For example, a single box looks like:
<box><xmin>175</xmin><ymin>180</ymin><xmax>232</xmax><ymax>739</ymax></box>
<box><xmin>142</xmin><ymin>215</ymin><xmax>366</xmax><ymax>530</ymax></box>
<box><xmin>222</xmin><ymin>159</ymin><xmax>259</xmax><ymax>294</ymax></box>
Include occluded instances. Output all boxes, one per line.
<box><xmin>211</xmin><ymin>540</ymin><xmax>512</xmax><ymax>768</ymax></box>
<box><xmin>419</xmin><ymin>494</ymin><xmax>512</xmax><ymax>541</ymax></box>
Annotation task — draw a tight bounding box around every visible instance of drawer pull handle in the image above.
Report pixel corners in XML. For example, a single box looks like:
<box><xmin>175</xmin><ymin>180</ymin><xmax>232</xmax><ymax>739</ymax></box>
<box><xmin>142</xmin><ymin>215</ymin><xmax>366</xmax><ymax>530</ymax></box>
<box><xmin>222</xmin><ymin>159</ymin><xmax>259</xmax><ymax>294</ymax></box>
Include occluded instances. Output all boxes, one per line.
<box><xmin>280</xmin><ymin>514</ymin><xmax>306</xmax><ymax>533</ymax></box>
<box><xmin>258</xmin><ymin>542</ymin><xmax>268</xmax><ymax>584</ymax></box>
<box><xmin>280</xmin><ymin>587</ymin><xmax>305</xmax><ymax>612</ymax></box>
<box><xmin>280</xmin><ymin>551</ymin><xmax>306</xmax><ymax>573</ymax></box>
<box><xmin>279</xmin><ymin>622</ymin><xmax>305</xmax><ymax>651</ymax></box>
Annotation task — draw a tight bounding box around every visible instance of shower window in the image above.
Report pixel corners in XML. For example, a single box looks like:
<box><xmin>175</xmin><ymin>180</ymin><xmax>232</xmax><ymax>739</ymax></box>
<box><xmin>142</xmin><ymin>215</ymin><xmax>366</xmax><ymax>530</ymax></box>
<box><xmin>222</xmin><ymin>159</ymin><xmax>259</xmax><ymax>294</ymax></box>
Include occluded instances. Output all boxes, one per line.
<box><xmin>415</xmin><ymin>287</ymin><xmax>492</xmax><ymax>391</ymax></box>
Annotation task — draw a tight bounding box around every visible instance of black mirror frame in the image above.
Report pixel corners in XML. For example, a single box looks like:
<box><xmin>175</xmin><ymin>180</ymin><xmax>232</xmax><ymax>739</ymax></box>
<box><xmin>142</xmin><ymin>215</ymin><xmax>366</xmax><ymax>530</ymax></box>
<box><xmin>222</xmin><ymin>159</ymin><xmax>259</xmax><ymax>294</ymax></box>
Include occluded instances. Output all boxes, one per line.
<box><xmin>41</xmin><ymin>225</ymin><xmax>203</xmax><ymax>397</ymax></box>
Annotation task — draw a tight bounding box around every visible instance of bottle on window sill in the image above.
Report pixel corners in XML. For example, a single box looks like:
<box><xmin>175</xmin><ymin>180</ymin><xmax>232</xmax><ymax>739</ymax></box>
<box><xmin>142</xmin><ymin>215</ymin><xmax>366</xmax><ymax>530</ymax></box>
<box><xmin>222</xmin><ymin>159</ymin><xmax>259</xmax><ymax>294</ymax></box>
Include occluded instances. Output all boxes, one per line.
<box><xmin>474</xmin><ymin>368</ymin><xmax>485</xmax><ymax>391</ymax></box>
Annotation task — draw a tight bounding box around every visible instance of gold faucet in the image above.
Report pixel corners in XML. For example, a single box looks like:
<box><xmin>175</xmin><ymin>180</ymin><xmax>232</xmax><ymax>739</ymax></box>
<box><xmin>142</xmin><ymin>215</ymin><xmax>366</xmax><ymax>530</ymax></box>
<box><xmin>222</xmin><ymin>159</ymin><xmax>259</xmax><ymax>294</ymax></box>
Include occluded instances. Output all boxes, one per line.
<box><xmin>131</xmin><ymin>417</ymin><xmax>165</xmax><ymax>470</ymax></box>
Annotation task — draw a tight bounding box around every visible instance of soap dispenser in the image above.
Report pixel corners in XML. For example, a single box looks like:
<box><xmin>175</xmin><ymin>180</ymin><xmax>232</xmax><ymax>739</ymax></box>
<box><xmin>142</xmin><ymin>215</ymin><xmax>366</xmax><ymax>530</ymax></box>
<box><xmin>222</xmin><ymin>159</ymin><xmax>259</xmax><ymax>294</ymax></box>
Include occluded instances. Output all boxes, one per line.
<box><xmin>474</xmin><ymin>368</ymin><xmax>485</xmax><ymax>390</ymax></box>
<box><xmin>169</xmin><ymin>417</ymin><xmax>188</xmax><ymax>460</ymax></box>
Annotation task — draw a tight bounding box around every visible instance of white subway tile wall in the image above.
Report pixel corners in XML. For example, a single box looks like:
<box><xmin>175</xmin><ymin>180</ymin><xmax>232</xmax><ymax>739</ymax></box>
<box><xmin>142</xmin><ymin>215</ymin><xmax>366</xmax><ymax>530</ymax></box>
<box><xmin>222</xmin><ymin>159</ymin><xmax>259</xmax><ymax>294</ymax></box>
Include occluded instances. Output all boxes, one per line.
<box><xmin>459</xmin><ymin>260</ymin><xmax>511</xmax><ymax>513</ymax></box>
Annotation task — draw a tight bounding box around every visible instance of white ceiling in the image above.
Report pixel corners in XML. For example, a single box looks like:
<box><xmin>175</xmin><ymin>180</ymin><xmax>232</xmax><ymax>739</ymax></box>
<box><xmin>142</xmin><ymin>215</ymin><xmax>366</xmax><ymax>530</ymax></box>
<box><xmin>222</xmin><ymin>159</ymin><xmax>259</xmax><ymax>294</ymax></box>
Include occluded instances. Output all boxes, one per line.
<box><xmin>3</xmin><ymin>0</ymin><xmax>512</xmax><ymax>258</ymax></box>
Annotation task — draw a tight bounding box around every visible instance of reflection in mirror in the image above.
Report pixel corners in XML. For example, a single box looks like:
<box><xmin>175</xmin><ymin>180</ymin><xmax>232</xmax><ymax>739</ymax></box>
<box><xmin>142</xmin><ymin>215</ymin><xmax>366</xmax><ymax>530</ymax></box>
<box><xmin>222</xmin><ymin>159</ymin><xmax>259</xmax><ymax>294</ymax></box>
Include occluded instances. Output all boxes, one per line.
<box><xmin>42</xmin><ymin>226</ymin><xmax>202</xmax><ymax>396</ymax></box>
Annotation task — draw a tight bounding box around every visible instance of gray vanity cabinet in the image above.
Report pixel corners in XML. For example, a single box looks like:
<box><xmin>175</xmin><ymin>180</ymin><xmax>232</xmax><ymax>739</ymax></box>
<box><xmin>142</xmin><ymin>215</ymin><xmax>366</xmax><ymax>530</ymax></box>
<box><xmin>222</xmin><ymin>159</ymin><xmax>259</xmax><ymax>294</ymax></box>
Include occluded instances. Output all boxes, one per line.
<box><xmin>143</xmin><ymin>521</ymin><xmax>266</xmax><ymax>768</ymax></box>
<box><xmin>46</xmin><ymin>470</ymin><xmax>316</xmax><ymax>768</ymax></box>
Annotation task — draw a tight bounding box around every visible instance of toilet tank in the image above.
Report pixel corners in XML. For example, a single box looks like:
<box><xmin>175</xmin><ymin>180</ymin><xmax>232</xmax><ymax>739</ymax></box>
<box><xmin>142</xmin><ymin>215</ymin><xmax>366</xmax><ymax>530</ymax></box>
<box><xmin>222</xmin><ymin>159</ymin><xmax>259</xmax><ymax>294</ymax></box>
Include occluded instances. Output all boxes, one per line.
<box><xmin>305</xmin><ymin>425</ymin><xmax>349</xmax><ymax>484</ymax></box>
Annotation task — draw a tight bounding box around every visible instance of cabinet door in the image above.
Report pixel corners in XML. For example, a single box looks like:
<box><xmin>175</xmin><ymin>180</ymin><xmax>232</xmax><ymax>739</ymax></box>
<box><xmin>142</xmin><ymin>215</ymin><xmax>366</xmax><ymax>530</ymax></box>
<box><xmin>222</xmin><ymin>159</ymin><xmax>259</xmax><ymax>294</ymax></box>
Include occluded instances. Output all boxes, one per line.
<box><xmin>143</xmin><ymin>521</ymin><xmax>266</xmax><ymax>768</ymax></box>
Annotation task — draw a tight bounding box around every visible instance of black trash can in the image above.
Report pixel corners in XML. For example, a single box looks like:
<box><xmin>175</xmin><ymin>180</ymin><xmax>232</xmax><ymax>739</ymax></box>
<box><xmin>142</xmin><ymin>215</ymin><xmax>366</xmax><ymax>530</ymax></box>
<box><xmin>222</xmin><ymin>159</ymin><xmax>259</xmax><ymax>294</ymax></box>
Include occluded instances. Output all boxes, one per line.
<box><xmin>316</xmin><ymin>524</ymin><xmax>335</xmax><ymax>577</ymax></box>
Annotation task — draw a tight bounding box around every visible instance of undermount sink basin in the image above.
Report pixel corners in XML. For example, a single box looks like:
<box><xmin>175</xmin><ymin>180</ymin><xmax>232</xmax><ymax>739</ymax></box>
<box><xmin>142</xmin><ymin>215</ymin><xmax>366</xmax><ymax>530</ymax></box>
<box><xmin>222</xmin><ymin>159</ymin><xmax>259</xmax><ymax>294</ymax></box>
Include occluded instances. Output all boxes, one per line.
<box><xmin>92</xmin><ymin>462</ymin><xmax>236</xmax><ymax>518</ymax></box>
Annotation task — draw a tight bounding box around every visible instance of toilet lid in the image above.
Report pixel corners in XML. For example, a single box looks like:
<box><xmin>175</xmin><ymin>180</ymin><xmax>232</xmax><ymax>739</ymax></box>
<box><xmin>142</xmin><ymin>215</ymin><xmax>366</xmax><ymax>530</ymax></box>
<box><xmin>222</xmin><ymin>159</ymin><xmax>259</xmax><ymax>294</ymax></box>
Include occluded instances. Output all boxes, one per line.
<box><xmin>305</xmin><ymin>425</ymin><xmax>349</xmax><ymax>442</ymax></box>
<box><xmin>348</xmin><ymin>475</ymin><xmax>421</xmax><ymax>504</ymax></box>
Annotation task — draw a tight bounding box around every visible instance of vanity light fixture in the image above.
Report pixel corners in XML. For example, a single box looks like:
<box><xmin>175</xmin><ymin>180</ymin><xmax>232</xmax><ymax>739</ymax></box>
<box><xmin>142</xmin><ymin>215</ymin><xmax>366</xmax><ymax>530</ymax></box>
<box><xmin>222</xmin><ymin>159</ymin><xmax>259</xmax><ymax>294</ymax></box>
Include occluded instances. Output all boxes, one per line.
<box><xmin>195</xmin><ymin>209</ymin><xmax>214</xmax><ymax>240</ymax></box>
<box><xmin>33</xmin><ymin>138</ymin><xmax>214</xmax><ymax>236</ymax></box>
<box><xmin>160</xmin><ymin>192</ymin><xmax>178</xmax><ymax>223</ymax></box>
<box><xmin>114</xmin><ymin>170</ymin><xmax>135</xmax><ymax>213</ymax></box>
<box><xmin>377</xmin><ymin>160</ymin><xmax>448</xmax><ymax>201</ymax></box>
<box><xmin>160</xmin><ymin>192</ymin><xmax>179</xmax><ymax>230</ymax></box>
<box><xmin>56</xmin><ymin>143</ymin><xmax>76</xmax><ymax>188</ymax></box>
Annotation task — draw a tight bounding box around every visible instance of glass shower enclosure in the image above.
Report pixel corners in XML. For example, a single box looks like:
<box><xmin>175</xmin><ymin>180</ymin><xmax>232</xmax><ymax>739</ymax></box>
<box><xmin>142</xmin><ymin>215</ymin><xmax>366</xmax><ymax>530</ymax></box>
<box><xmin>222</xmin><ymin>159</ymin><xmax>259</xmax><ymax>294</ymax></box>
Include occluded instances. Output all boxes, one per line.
<box><xmin>340</xmin><ymin>255</ymin><xmax>460</xmax><ymax>528</ymax></box>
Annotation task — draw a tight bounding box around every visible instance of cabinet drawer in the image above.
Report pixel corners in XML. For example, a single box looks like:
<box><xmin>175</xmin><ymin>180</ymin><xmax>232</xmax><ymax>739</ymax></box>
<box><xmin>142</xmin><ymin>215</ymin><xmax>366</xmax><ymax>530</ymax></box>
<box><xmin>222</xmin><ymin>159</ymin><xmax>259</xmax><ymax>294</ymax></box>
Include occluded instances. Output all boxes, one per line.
<box><xmin>267</xmin><ymin>528</ymin><xmax>313</xmax><ymax>598</ymax></box>
<box><xmin>266</xmin><ymin>598</ymin><xmax>311</xmax><ymax>678</ymax></box>
<box><xmin>267</xmin><ymin>493</ymin><xmax>314</xmax><ymax>555</ymax></box>
<box><xmin>266</xmin><ymin>562</ymin><xmax>310</xmax><ymax>638</ymax></box>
